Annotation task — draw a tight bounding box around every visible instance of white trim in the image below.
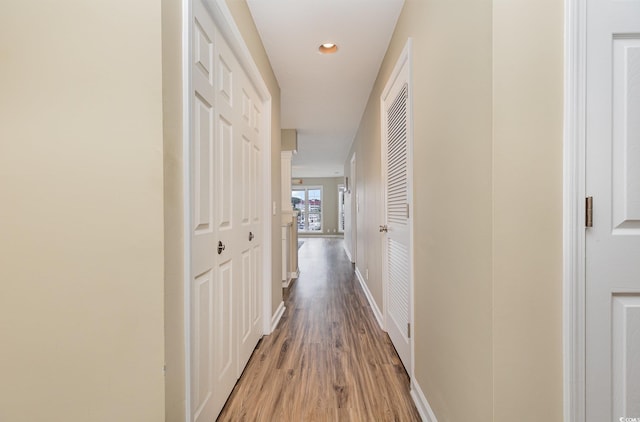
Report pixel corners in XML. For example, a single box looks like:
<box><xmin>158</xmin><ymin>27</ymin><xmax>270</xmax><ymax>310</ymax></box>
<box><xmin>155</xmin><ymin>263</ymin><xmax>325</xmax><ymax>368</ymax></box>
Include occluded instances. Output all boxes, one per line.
<box><xmin>270</xmin><ymin>300</ymin><xmax>286</xmax><ymax>332</ymax></box>
<box><xmin>355</xmin><ymin>266</ymin><xmax>384</xmax><ymax>329</ymax></box>
<box><xmin>181</xmin><ymin>0</ymin><xmax>192</xmax><ymax>420</ymax></box>
<box><xmin>289</xmin><ymin>269</ymin><xmax>300</xmax><ymax>280</ymax></box>
<box><xmin>410</xmin><ymin>378</ymin><xmax>438</xmax><ymax>422</ymax></box>
<box><xmin>343</xmin><ymin>245</ymin><xmax>353</xmax><ymax>262</ymax></box>
<box><xmin>563</xmin><ymin>0</ymin><xmax>586</xmax><ymax>421</ymax></box>
<box><xmin>282</xmin><ymin>277</ymin><xmax>293</xmax><ymax>289</ymax></box>
<box><xmin>406</xmin><ymin>39</ymin><xmax>415</xmax><ymax>387</ymax></box>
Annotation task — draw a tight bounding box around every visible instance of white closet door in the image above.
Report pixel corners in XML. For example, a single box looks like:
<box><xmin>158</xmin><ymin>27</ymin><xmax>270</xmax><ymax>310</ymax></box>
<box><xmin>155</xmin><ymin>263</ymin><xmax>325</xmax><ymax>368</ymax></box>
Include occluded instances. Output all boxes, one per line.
<box><xmin>585</xmin><ymin>0</ymin><xmax>640</xmax><ymax>420</ymax></box>
<box><xmin>381</xmin><ymin>49</ymin><xmax>412</xmax><ymax>374</ymax></box>
<box><xmin>190</xmin><ymin>1</ymin><xmax>223</xmax><ymax>421</ymax></box>
<box><xmin>190</xmin><ymin>2</ymin><xmax>264</xmax><ymax>420</ymax></box>
<box><xmin>235</xmin><ymin>64</ymin><xmax>263</xmax><ymax>370</ymax></box>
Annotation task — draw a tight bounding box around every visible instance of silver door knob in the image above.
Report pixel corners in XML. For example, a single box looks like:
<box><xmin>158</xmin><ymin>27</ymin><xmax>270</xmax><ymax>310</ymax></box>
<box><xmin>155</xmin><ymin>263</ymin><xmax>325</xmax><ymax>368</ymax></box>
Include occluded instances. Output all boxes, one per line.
<box><xmin>379</xmin><ymin>225</ymin><xmax>388</xmax><ymax>232</ymax></box>
<box><xmin>217</xmin><ymin>241</ymin><xmax>225</xmax><ymax>254</ymax></box>
<box><xmin>249</xmin><ymin>231</ymin><xmax>254</xmax><ymax>241</ymax></box>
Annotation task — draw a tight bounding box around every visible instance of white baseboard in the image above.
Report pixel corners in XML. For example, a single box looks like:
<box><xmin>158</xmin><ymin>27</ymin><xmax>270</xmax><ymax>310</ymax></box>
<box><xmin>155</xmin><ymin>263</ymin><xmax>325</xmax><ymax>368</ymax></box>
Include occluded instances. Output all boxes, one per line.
<box><xmin>354</xmin><ymin>266</ymin><xmax>383</xmax><ymax>329</ymax></box>
<box><xmin>410</xmin><ymin>378</ymin><xmax>438</xmax><ymax>422</ymax></box>
<box><xmin>344</xmin><ymin>245</ymin><xmax>352</xmax><ymax>262</ymax></box>
<box><xmin>270</xmin><ymin>301</ymin><xmax>285</xmax><ymax>332</ymax></box>
<box><xmin>298</xmin><ymin>234</ymin><xmax>344</xmax><ymax>238</ymax></box>
<box><xmin>282</xmin><ymin>277</ymin><xmax>293</xmax><ymax>288</ymax></box>
<box><xmin>289</xmin><ymin>268</ymin><xmax>300</xmax><ymax>280</ymax></box>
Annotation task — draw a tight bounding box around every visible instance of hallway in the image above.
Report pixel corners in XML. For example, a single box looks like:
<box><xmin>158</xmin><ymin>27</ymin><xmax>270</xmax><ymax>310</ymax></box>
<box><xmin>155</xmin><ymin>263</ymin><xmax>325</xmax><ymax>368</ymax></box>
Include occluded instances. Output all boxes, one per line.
<box><xmin>217</xmin><ymin>238</ymin><xmax>420</xmax><ymax>421</ymax></box>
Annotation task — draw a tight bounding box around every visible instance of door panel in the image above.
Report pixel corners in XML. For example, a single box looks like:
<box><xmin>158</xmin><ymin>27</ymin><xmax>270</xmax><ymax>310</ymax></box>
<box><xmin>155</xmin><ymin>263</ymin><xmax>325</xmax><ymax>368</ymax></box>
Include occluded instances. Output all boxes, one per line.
<box><xmin>252</xmin><ymin>245</ymin><xmax>262</xmax><ymax>326</ymax></box>
<box><xmin>585</xmin><ymin>1</ymin><xmax>640</xmax><ymax>420</ymax></box>
<box><xmin>612</xmin><ymin>294</ymin><xmax>640</xmax><ymax>416</ymax></box>
<box><xmin>191</xmin><ymin>270</ymin><xmax>213</xmax><ymax>422</ymax></box>
<box><xmin>240</xmin><ymin>250</ymin><xmax>252</xmax><ymax>344</ymax></box>
<box><xmin>217</xmin><ymin>116</ymin><xmax>233</xmax><ymax>230</ymax></box>
<box><xmin>612</xmin><ymin>37</ymin><xmax>640</xmax><ymax>232</ymax></box>
<box><xmin>252</xmin><ymin>145</ymin><xmax>261</xmax><ymax>224</ymax></box>
<box><xmin>214</xmin><ymin>260</ymin><xmax>234</xmax><ymax>383</ymax></box>
<box><xmin>241</xmin><ymin>135</ymin><xmax>251</xmax><ymax>225</ymax></box>
<box><xmin>194</xmin><ymin>96</ymin><xmax>213</xmax><ymax>233</ymax></box>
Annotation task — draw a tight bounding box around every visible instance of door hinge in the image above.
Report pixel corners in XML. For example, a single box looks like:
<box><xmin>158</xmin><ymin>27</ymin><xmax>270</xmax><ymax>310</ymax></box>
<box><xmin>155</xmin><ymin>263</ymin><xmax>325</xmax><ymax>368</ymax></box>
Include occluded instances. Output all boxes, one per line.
<box><xmin>407</xmin><ymin>323</ymin><xmax>411</xmax><ymax>339</ymax></box>
<box><xmin>406</xmin><ymin>203</ymin><xmax>410</xmax><ymax>219</ymax></box>
<box><xmin>586</xmin><ymin>196</ymin><xmax>593</xmax><ymax>228</ymax></box>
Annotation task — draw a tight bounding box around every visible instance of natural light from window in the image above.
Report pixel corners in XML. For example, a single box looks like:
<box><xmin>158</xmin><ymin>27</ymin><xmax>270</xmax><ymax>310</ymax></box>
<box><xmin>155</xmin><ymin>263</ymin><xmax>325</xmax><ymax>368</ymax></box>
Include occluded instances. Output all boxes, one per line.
<box><xmin>292</xmin><ymin>187</ymin><xmax>322</xmax><ymax>232</ymax></box>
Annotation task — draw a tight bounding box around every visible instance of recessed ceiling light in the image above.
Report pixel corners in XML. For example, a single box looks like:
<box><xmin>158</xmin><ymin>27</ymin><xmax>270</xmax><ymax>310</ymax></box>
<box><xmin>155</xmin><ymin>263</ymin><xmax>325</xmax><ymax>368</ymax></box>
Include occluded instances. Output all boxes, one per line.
<box><xmin>318</xmin><ymin>43</ymin><xmax>338</xmax><ymax>54</ymax></box>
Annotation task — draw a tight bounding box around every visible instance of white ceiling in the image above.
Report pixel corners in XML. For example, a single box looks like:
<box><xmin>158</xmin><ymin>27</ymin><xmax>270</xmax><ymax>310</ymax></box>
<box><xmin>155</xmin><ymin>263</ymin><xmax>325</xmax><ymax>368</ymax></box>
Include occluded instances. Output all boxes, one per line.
<box><xmin>246</xmin><ymin>0</ymin><xmax>405</xmax><ymax>178</ymax></box>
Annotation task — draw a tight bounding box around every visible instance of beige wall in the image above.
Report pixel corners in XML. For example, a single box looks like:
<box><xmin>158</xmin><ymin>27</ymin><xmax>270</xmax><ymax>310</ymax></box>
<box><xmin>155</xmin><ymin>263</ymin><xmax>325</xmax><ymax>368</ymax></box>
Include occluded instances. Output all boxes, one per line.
<box><xmin>0</xmin><ymin>1</ymin><xmax>165</xmax><ymax>421</ymax></box>
<box><xmin>225</xmin><ymin>0</ymin><xmax>283</xmax><ymax>316</ymax></box>
<box><xmin>162</xmin><ymin>0</ymin><xmax>185</xmax><ymax>420</ymax></box>
<box><xmin>293</xmin><ymin>177</ymin><xmax>344</xmax><ymax>236</ymax></box>
<box><xmin>492</xmin><ymin>0</ymin><xmax>564</xmax><ymax>419</ymax></box>
<box><xmin>348</xmin><ymin>1</ymin><xmax>494</xmax><ymax>419</ymax></box>
<box><xmin>348</xmin><ymin>0</ymin><xmax>563</xmax><ymax>420</ymax></box>
<box><xmin>282</xmin><ymin>129</ymin><xmax>298</xmax><ymax>152</ymax></box>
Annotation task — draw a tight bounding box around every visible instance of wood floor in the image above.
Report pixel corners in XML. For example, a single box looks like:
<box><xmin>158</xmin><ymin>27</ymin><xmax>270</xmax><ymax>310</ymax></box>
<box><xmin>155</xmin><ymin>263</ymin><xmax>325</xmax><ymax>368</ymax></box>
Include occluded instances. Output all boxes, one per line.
<box><xmin>217</xmin><ymin>237</ymin><xmax>421</xmax><ymax>421</ymax></box>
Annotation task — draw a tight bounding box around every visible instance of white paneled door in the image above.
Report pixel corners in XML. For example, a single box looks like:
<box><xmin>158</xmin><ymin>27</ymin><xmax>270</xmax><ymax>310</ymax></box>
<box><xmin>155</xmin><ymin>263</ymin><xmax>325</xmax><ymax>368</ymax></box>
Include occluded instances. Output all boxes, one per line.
<box><xmin>190</xmin><ymin>0</ymin><xmax>264</xmax><ymax>420</ymax></box>
<box><xmin>381</xmin><ymin>41</ymin><xmax>412</xmax><ymax>375</ymax></box>
<box><xmin>585</xmin><ymin>0</ymin><xmax>640</xmax><ymax>420</ymax></box>
<box><xmin>190</xmin><ymin>3</ymin><xmax>219</xmax><ymax>420</ymax></box>
<box><xmin>218</xmin><ymin>34</ymin><xmax>264</xmax><ymax>372</ymax></box>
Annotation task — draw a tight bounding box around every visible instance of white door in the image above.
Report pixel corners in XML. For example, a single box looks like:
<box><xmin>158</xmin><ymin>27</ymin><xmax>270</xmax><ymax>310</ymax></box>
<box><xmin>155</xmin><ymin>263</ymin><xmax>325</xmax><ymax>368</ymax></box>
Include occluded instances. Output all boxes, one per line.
<box><xmin>231</xmin><ymin>52</ymin><xmax>263</xmax><ymax>370</ymax></box>
<box><xmin>585</xmin><ymin>0</ymin><xmax>640</xmax><ymax>420</ymax></box>
<box><xmin>190</xmin><ymin>2</ymin><xmax>223</xmax><ymax>420</ymax></box>
<box><xmin>190</xmin><ymin>1</ymin><xmax>264</xmax><ymax>420</ymax></box>
<box><xmin>381</xmin><ymin>44</ymin><xmax>412</xmax><ymax>374</ymax></box>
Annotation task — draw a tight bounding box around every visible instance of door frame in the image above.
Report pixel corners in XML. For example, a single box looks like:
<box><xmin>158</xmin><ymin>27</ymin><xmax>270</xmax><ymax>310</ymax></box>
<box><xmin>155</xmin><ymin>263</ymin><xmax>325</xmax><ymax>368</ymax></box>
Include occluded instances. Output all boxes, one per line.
<box><xmin>380</xmin><ymin>38</ymin><xmax>414</xmax><ymax>379</ymax></box>
<box><xmin>350</xmin><ymin>152</ymin><xmax>357</xmax><ymax>263</ymax></box>
<box><xmin>563</xmin><ymin>0</ymin><xmax>587</xmax><ymax>420</ymax></box>
<box><xmin>182</xmin><ymin>0</ymin><xmax>273</xmax><ymax>420</ymax></box>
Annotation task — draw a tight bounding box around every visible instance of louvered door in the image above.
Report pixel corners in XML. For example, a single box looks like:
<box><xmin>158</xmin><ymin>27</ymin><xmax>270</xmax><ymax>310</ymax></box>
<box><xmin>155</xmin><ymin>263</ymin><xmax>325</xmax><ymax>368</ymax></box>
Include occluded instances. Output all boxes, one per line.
<box><xmin>381</xmin><ymin>46</ymin><xmax>412</xmax><ymax>374</ymax></box>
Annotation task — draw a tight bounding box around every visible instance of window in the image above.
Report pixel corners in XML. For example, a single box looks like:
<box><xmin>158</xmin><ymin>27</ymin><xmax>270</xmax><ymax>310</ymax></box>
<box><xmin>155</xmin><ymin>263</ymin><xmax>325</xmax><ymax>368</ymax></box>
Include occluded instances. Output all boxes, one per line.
<box><xmin>292</xmin><ymin>187</ymin><xmax>322</xmax><ymax>232</ymax></box>
<box><xmin>338</xmin><ymin>184</ymin><xmax>345</xmax><ymax>233</ymax></box>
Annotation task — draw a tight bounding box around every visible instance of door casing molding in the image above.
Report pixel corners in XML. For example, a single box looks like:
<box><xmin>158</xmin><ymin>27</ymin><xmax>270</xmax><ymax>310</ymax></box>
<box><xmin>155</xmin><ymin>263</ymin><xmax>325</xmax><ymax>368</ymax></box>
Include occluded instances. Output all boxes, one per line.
<box><xmin>563</xmin><ymin>0</ymin><xmax>586</xmax><ymax>420</ymax></box>
<box><xmin>182</xmin><ymin>0</ymin><xmax>273</xmax><ymax>420</ymax></box>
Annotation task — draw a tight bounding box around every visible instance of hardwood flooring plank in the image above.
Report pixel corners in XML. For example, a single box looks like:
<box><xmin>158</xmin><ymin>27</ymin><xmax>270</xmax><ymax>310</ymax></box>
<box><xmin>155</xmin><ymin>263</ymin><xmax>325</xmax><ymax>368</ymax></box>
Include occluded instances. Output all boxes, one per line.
<box><xmin>217</xmin><ymin>237</ymin><xmax>420</xmax><ymax>422</ymax></box>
